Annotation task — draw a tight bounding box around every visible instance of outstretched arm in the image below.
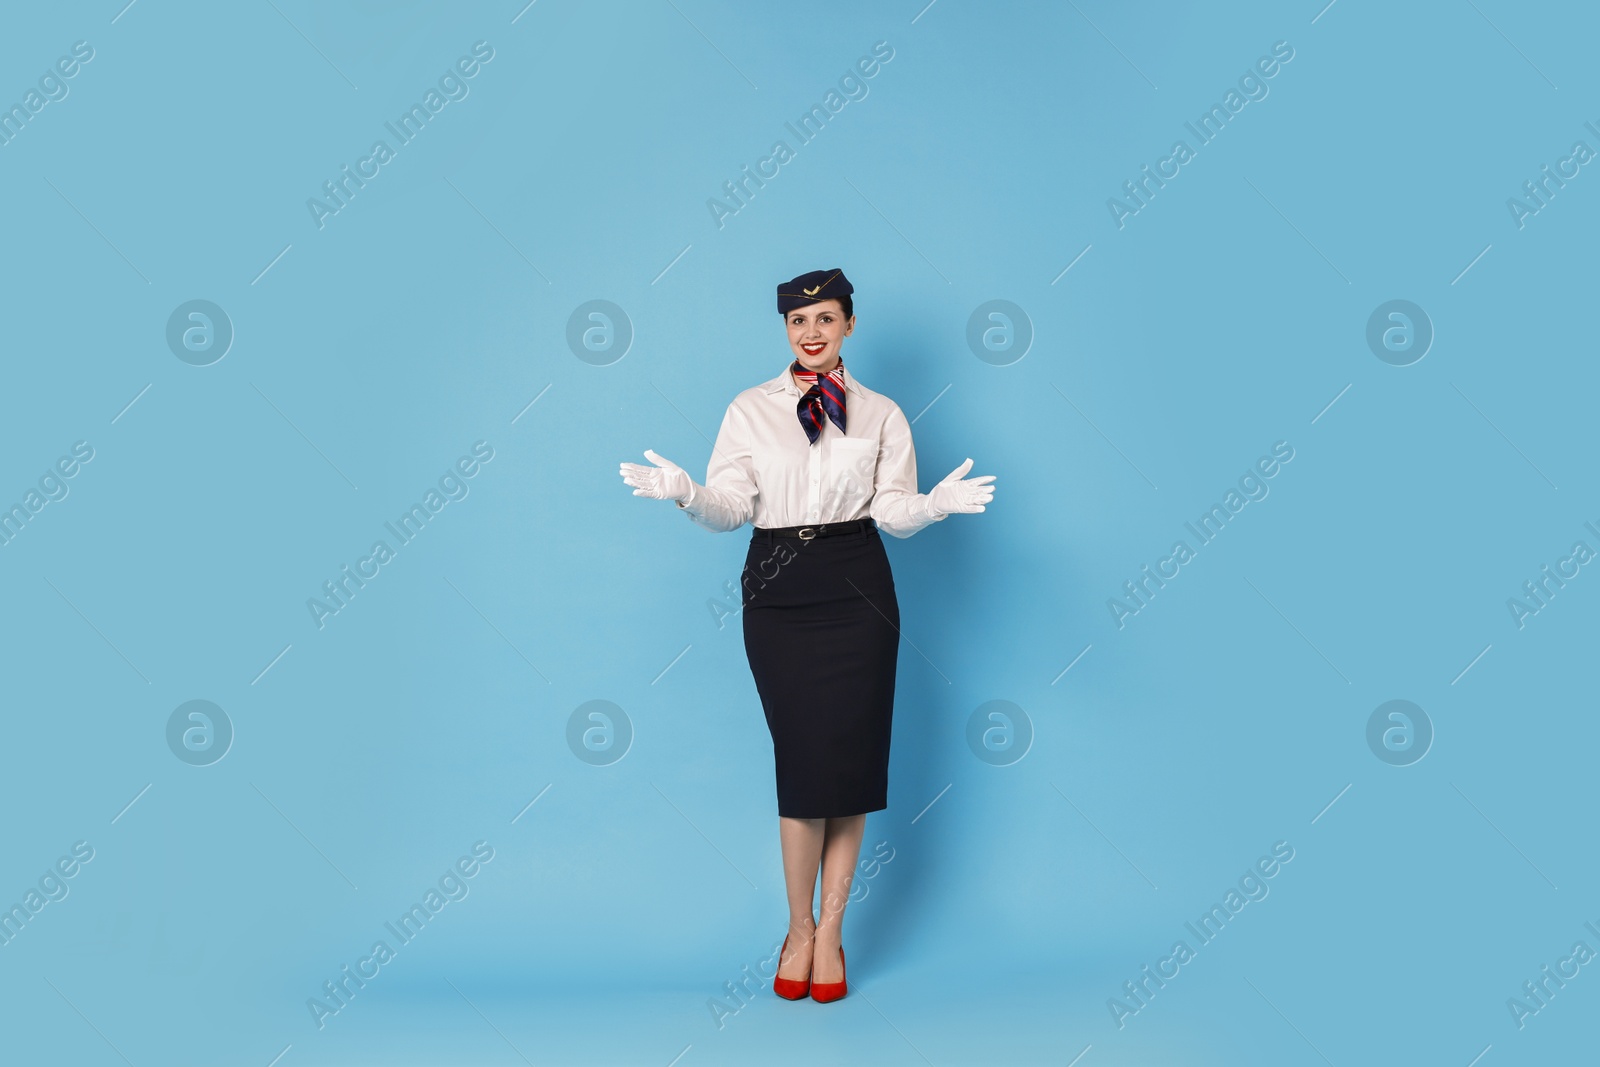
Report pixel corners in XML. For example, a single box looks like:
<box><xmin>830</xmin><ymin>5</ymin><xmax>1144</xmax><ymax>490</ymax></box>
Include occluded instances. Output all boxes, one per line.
<box><xmin>870</xmin><ymin>405</ymin><xmax>996</xmax><ymax>539</ymax></box>
<box><xmin>678</xmin><ymin>403</ymin><xmax>757</xmax><ymax>532</ymax></box>
<box><xmin>618</xmin><ymin>404</ymin><xmax>758</xmax><ymax>533</ymax></box>
<box><xmin>868</xmin><ymin>405</ymin><xmax>940</xmax><ymax>538</ymax></box>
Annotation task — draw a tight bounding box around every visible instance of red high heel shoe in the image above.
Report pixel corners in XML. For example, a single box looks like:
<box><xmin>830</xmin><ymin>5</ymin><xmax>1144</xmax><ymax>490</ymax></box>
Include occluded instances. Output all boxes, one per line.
<box><xmin>809</xmin><ymin>946</ymin><xmax>847</xmax><ymax>1003</ymax></box>
<box><xmin>772</xmin><ymin>934</ymin><xmax>811</xmax><ymax>1000</ymax></box>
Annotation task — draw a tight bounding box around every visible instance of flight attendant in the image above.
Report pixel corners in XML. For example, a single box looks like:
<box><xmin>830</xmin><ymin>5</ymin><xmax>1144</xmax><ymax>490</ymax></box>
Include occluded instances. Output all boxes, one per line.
<box><xmin>618</xmin><ymin>268</ymin><xmax>995</xmax><ymax>1002</ymax></box>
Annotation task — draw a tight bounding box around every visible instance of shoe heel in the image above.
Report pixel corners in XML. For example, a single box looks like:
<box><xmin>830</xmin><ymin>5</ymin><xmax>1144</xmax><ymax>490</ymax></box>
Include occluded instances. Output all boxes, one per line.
<box><xmin>772</xmin><ymin>934</ymin><xmax>811</xmax><ymax>1000</ymax></box>
<box><xmin>809</xmin><ymin>947</ymin><xmax>847</xmax><ymax>1003</ymax></box>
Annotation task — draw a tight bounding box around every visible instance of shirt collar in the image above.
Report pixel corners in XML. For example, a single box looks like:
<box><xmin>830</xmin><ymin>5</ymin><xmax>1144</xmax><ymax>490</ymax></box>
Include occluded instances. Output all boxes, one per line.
<box><xmin>761</xmin><ymin>361</ymin><xmax>864</xmax><ymax>397</ymax></box>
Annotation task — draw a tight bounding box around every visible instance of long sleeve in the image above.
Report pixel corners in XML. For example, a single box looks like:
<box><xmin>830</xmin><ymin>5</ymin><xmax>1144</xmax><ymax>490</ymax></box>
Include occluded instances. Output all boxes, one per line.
<box><xmin>869</xmin><ymin>404</ymin><xmax>945</xmax><ymax>539</ymax></box>
<box><xmin>678</xmin><ymin>402</ymin><xmax>759</xmax><ymax>533</ymax></box>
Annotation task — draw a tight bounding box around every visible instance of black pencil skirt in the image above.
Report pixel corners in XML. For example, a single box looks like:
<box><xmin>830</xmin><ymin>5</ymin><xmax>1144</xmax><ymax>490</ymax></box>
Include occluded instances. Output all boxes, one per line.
<box><xmin>741</xmin><ymin>521</ymin><xmax>901</xmax><ymax>819</ymax></box>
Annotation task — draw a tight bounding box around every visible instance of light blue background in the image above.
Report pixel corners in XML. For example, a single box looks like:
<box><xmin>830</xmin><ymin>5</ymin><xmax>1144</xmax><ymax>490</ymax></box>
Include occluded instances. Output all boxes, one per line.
<box><xmin>2</xmin><ymin>1</ymin><xmax>1595</xmax><ymax>1064</ymax></box>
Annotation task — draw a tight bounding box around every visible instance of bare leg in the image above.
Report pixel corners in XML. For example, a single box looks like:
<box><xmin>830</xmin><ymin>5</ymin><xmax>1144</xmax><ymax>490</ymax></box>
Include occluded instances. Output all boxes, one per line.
<box><xmin>776</xmin><ymin>816</ymin><xmax>824</xmax><ymax>982</ymax></box>
<box><xmin>812</xmin><ymin>814</ymin><xmax>866</xmax><ymax>984</ymax></box>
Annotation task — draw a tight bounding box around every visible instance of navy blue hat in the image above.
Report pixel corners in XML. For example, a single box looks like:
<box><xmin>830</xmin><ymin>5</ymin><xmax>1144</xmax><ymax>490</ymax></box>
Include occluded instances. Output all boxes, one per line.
<box><xmin>776</xmin><ymin>268</ymin><xmax>853</xmax><ymax>315</ymax></box>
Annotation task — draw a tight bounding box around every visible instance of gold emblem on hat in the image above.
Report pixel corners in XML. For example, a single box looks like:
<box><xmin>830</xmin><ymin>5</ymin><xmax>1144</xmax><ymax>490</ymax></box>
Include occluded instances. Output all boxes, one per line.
<box><xmin>803</xmin><ymin>285</ymin><xmax>821</xmax><ymax>296</ymax></box>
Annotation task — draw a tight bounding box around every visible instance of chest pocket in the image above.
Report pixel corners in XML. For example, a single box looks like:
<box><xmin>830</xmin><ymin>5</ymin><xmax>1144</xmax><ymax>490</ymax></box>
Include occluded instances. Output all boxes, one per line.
<box><xmin>826</xmin><ymin>437</ymin><xmax>878</xmax><ymax>514</ymax></box>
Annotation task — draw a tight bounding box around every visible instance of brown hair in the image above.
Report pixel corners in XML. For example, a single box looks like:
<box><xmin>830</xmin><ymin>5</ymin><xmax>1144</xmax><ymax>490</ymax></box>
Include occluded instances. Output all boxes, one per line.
<box><xmin>784</xmin><ymin>295</ymin><xmax>852</xmax><ymax>319</ymax></box>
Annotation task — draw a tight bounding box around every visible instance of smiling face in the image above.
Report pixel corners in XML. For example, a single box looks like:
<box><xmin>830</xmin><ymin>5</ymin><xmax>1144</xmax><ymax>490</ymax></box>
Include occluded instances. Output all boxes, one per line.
<box><xmin>785</xmin><ymin>299</ymin><xmax>854</xmax><ymax>373</ymax></box>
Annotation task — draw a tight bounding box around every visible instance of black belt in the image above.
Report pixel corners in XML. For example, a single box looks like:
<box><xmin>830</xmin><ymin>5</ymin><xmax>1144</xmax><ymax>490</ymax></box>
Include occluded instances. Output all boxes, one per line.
<box><xmin>752</xmin><ymin>518</ymin><xmax>876</xmax><ymax>541</ymax></box>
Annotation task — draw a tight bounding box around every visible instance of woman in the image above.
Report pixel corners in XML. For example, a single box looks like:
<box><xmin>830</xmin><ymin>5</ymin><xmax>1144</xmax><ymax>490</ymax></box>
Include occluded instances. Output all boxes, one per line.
<box><xmin>618</xmin><ymin>268</ymin><xmax>995</xmax><ymax>1002</ymax></box>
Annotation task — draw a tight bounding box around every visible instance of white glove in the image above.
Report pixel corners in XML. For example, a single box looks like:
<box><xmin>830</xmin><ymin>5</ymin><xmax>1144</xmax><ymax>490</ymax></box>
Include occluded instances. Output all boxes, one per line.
<box><xmin>926</xmin><ymin>458</ymin><xmax>995</xmax><ymax>518</ymax></box>
<box><xmin>619</xmin><ymin>449</ymin><xmax>694</xmax><ymax>503</ymax></box>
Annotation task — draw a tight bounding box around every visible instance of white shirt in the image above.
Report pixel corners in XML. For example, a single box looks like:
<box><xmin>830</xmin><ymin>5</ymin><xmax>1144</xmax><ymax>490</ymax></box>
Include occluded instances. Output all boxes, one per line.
<box><xmin>677</xmin><ymin>363</ymin><xmax>946</xmax><ymax>539</ymax></box>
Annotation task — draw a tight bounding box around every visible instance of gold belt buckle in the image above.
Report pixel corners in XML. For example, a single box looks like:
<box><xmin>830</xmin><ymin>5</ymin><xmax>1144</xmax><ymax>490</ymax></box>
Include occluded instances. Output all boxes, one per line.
<box><xmin>797</xmin><ymin>526</ymin><xmax>817</xmax><ymax>540</ymax></box>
